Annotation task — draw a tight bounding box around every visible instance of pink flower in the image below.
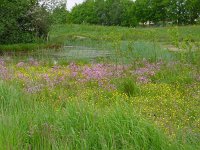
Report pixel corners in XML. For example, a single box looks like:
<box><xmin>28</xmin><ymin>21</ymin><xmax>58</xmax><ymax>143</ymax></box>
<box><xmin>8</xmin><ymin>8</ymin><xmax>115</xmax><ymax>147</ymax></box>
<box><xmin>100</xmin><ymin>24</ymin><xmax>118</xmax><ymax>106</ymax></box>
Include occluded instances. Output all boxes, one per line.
<box><xmin>137</xmin><ymin>76</ymin><xmax>149</xmax><ymax>84</ymax></box>
<box><xmin>17</xmin><ymin>62</ymin><xmax>25</xmax><ymax>67</ymax></box>
<box><xmin>0</xmin><ymin>59</ymin><xmax>5</xmax><ymax>66</ymax></box>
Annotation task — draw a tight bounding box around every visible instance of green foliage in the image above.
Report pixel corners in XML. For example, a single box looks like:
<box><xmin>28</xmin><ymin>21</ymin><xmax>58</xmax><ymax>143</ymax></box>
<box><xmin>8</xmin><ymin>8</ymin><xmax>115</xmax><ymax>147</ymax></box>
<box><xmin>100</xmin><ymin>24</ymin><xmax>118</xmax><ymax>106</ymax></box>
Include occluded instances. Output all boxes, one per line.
<box><xmin>153</xmin><ymin>63</ymin><xmax>195</xmax><ymax>84</ymax></box>
<box><xmin>0</xmin><ymin>0</ymin><xmax>199</xmax><ymax>46</ymax></box>
<box><xmin>117</xmin><ymin>78</ymin><xmax>140</xmax><ymax>97</ymax></box>
<box><xmin>0</xmin><ymin>0</ymin><xmax>51</xmax><ymax>44</ymax></box>
<box><xmin>68</xmin><ymin>0</ymin><xmax>200</xmax><ymax>27</ymax></box>
<box><xmin>70</xmin><ymin>0</ymin><xmax>98</xmax><ymax>24</ymax></box>
<box><xmin>70</xmin><ymin>0</ymin><xmax>138</xmax><ymax>27</ymax></box>
<box><xmin>168</xmin><ymin>0</ymin><xmax>200</xmax><ymax>25</ymax></box>
<box><xmin>135</xmin><ymin>0</ymin><xmax>152</xmax><ymax>25</ymax></box>
<box><xmin>51</xmin><ymin>5</ymin><xmax>70</xmax><ymax>24</ymax></box>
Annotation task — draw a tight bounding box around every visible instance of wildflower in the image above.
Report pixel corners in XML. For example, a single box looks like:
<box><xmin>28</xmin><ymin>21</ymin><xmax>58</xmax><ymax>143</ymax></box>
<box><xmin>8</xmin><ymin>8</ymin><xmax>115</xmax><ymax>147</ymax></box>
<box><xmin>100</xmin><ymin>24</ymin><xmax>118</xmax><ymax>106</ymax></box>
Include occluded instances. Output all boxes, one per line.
<box><xmin>0</xmin><ymin>62</ymin><xmax>11</xmax><ymax>80</ymax></box>
<box><xmin>138</xmin><ymin>76</ymin><xmax>149</xmax><ymax>84</ymax></box>
<box><xmin>0</xmin><ymin>59</ymin><xmax>5</xmax><ymax>66</ymax></box>
<box><xmin>16</xmin><ymin>62</ymin><xmax>25</xmax><ymax>67</ymax></box>
<box><xmin>133</xmin><ymin>61</ymin><xmax>162</xmax><ymax>84</ymax></box>
<box><xmin>29</xmin><ymin>58</ymin><xmax>39</xmax><ymax>66</ymax></box>
<box><xmin>26</xmin><ymin>84</ymin><xmax>43</xmax><ymax>93</ymax></box>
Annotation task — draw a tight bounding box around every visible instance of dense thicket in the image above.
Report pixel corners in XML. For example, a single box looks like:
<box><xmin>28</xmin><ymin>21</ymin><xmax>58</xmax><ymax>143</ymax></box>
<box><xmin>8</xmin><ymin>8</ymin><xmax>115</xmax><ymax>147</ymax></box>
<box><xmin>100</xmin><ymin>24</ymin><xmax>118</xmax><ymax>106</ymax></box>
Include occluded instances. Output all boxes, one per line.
<box><xmin>0</xmin><ymin>0</ymin><xmax>51</xmax><ymax>44</ymax></box>
<box><xmin>68</xmin><ymin>0</ymin><xmax>200</xmax><ymax>26</ymax></box>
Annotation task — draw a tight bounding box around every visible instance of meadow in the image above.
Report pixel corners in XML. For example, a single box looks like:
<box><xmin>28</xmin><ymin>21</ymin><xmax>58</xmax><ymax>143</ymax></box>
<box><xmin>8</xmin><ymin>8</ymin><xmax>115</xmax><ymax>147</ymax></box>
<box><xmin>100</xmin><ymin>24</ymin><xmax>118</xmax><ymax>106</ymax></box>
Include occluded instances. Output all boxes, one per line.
<box><xmin>0</xmin><ymin>24</ymin><xmax>200</xmax><ymax>149</ymax></box>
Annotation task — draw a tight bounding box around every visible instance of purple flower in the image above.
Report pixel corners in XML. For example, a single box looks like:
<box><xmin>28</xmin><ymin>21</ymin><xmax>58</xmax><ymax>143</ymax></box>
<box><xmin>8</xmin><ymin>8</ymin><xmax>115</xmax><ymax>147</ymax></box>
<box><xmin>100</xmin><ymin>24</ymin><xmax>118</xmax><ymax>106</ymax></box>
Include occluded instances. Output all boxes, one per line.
<box><xmin>72</xmin><ymin>72</ymin><xmax>78</xmax><ymax>77</ymax></box>
<box><xmin>17</xmin><ymin>62</ymin><xmax>25</xmax><ymax>67</ymax></box>
<box><xmin>133</xmin><ymin>61</ymin><xmax>162</xmax><ymax>84</ymax></box>
<box><xmin>29</xmin><ymin>58</ymin><xmax>39</xmax><ymax>66</ymax></box>
<box><xmin>26</xmin><ymin>84</ymin><xmax>43</xmax><ymax>93</ymax></box>
<box><xmin>42</xmin><ymin>74</ymin><xmax>50</xmax><ymax>82</ymax></box>
<box><xmin>69</xmin><ymin>62</ymin><xmax>79</xmax><ymax>77</ymax></box>
<box><xmin>17</xmin><ymin>73</ymin><xmax>26</xmax><ymax>79</ymax></box>
<box><xmin>0</xmin><ymin>59</ymin><xmax>5</xmax><ymax>66</ymax></box>
<box><xmin>0</xmin><ymin>62</ymin><xmax>11</xmax><ymax>80</ymax></box>
<box><xmin>137</xmin><ymin>76</ymin><xmax>149</xmax><ymax>84</ymax></box>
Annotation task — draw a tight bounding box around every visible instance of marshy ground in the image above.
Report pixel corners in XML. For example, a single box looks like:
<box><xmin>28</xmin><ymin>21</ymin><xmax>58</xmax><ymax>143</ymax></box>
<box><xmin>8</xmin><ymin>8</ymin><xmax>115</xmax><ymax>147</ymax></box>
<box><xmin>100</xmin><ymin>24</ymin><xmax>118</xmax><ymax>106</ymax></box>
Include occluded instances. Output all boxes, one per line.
<box><xmin>0</xmin><ymin>24</ymin><xmax>199</xmax><ymax>149</ymax></box>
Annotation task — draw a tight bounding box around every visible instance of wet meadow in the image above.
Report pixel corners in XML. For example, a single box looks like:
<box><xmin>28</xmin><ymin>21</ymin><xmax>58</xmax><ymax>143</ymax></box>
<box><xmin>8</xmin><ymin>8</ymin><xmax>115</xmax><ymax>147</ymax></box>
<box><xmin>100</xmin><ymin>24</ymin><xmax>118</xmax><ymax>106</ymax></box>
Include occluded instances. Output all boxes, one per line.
<box><xmin>0</xmin><ymin>24</ymin><xmax>200</xmax><ymax>149</ymax></box>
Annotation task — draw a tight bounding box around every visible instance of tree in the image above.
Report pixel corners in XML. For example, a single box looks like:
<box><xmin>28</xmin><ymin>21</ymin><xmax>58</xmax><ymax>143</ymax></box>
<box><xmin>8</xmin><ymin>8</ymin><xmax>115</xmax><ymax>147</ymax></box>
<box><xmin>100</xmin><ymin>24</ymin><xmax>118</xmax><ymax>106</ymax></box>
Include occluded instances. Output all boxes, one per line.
<box><xmin>39</xmin><ymin>0</ymin><xmax>67</xmax><ymax>11</ymax></box>
<box><xmin>69</xmin><ymin>0</ymin><xmax>138</xmax><ymax>27</ymax></box>
<box><xmin>0</xmin><ymin>0</ymin><xmax>51</xmax><ymax>44</ymax></box>
<box><xmin>51</xmin><ymin>5</ymin><xmax>70</xmax><ymax>24</ymax></box>
<box><xmin>120</xmin><ymin>0</ymin><xmax>138</xmax><ymax>27</ymax></box>
<box><xmin>185</xmin><ymin>0</ymin><xmax>200</xmax><ymax>24</ymax></box>
<box><xmin>70</xmin><ymin>0</ymin><xmax>98</xmax><ymax>24</ymax></box>
<box><xmin>167</xmin><ymin>0</ymin><xmax>200</xmax><ymax>25</ymax></box>
<box><xmin>105</xmin><ymin>0</ymin><xmax>124</xmax><ymax>26</ymax></box>
<box><xmin>167</xmin><ymin>0</ymin><xmax>188</xmax><ymax>25</ymax></box>
<box><xmin>151</xmin><ymin>0</ymin><xmax>170</xmax><ymax>25</ymax></box>
<box><xmin>67</xmin><ymin>0</ymin><xmax>199</xmax><ymax>27</ymax></box>
<box><xmin>94</xmin><ymin>0</ymin><xmax>108</xmax><ymax>25</ymax></box>
<box><xmin>135</xmin><ymin>0</ymin><xmax>153</xmax><ymax>25</ymax></box>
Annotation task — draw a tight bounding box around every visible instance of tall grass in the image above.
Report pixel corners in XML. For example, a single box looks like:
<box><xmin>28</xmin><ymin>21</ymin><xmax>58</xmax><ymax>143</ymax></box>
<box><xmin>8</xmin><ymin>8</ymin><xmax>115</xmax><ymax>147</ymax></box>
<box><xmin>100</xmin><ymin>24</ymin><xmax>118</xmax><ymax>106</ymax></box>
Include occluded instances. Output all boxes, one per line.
<box><xmin>0</xmin><ymin>81</ymin><xmax>173</xmax><ymax>149</ymax></box>
<box><xmin>50</xmin><ymin>24</ymin><xmax>200</xmax><ymax>44</ymax></box>
<box><xmin>1</xmin><ymin>80</ymin><xmax>199</xmax><ymax>149</ymax></box>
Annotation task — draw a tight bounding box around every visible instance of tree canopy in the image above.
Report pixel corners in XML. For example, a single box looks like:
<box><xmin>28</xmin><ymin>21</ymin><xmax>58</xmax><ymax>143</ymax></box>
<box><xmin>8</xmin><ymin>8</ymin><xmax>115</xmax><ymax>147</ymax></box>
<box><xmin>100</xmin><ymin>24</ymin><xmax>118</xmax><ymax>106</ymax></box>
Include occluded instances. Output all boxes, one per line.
<box><xmin>69</xmin><ymin>0</ymin><xmax>200</xmax><ymax>26</ymax></box>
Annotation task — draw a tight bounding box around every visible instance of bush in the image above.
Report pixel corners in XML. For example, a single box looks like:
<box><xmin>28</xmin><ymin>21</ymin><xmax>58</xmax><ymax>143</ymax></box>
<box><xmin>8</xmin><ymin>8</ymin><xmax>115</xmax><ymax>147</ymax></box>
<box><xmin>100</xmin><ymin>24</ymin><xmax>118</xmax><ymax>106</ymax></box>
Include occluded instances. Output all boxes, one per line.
<box><xmin>0</xmin><ymin>0</ymin><xmax>51</xmax><ymax>44</ymax></box>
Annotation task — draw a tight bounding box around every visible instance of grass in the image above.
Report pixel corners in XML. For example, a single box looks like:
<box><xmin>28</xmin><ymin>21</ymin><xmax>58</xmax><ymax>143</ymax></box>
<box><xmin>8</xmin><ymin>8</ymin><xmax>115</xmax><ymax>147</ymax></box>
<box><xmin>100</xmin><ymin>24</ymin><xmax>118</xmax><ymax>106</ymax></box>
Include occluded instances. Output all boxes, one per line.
<box><xmin>50</xmin><ymin>24</ymin><xmax>200</xmax><ymax>43</ymax></box>
<box><xmin>2</xmin><ymin>24</ymin><xmax>200</xmax><ymax>52</ymax></box>
<box><xmin>0</xmin><ymin>81</ymin><xmax>198</xmax><ymax>150</ymax></box>
<box><xmin>0</xmin><ymin>24</ymin><xmax>200</xmax><ymax>149</ymax></box>
<box><xmin>0</xmin><ymin>43</ymin><xmax>46</xmax><ymax>53</ymax></box>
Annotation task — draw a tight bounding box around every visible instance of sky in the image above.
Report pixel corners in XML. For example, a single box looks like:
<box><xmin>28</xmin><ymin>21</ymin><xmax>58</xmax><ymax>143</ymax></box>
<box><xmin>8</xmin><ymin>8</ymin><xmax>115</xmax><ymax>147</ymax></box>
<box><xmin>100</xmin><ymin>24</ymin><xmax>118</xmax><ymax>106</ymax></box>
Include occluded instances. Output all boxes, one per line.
<box><xmin>67</xmin><ymin>0</ymin><xmax>84</xmax><ymax>10</ymax></box>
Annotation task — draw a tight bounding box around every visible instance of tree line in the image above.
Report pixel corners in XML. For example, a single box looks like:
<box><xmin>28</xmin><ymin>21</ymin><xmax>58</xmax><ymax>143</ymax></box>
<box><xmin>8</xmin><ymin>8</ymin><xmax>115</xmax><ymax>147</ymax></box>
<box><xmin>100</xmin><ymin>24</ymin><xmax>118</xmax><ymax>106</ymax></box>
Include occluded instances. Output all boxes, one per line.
<box><xmin>69</xmin><ymin>0</ymin><xmax>200</xmax><ymax>26</ymax></box>
<box><xmin>0</xmin><ymin>0</ymin><xmax>200</xmax><ymax>44</ymax></box>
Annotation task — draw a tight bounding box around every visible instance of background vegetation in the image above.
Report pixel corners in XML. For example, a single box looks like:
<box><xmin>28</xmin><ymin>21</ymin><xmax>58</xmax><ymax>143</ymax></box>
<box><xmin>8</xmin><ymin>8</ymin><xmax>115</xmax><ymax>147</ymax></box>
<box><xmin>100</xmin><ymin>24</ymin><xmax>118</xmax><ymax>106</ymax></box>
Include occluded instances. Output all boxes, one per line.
<box><xmin>1</xmin><ymin>0</ymin><xmax>200</xmax><ymax>45</ymax></box>
<box><xmin>69</xmin><ymin>0</ymin><xmax>200</xmax><ymax>26</ymax></box>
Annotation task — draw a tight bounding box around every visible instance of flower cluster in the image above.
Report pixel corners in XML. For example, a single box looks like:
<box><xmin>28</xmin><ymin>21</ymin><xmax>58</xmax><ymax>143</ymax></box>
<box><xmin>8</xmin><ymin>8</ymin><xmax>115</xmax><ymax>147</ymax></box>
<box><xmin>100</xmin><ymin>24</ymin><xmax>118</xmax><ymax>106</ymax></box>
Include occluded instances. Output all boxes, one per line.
<box><xmin>1</xmin><ymin>60</ymin><xmax>163</xmax><ymax>93</ymax></box>
<box><xmin>133</xmin><ymin>61</ymin><xmax>162</xmax><ymax>84</ymax></box>
<box><xmin>68</xmin><ymin>63</ymin><xmax>127</xmax><ymax>88</ymax></box>
<box><xmin>0</xmin><ymin>58</ymin><xmax>199</xmax><ymax>138</ymax></box>
<box><xmin>0</xmin><ymin>59</ymin><xmax>10</xmax><ymax>80</ymax></box>
<box><xmin>69</xmin><ymin>63</ymin><xmax>127</xmax><ymax>80</ymax></box>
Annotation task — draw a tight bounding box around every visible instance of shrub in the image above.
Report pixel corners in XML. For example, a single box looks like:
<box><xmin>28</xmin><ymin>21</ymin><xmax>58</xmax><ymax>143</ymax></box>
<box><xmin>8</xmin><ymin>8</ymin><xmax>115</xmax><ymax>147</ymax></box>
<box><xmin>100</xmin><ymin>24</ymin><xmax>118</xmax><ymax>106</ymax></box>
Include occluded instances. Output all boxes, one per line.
<box><xmin>0</xmin><ymin>0</ymin><xmax>51</xmax><ymax>44</ymax></box>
